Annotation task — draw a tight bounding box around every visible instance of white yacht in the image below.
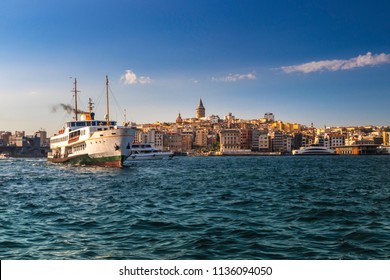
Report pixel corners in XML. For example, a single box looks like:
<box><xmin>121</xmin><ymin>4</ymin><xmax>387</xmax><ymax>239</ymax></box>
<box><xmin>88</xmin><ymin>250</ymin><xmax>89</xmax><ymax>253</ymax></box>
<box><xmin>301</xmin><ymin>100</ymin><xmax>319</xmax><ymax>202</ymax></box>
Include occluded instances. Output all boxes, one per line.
<box><xmin>377</xmin><ymin>146</ymin><xmax>390</xmax><ymax>155</ymax></box>
<box><xmin>47</xmin><ymin>77</ymin><xmax>136</xmax><ymax>167</ymax></box>
<box><xmin>292</xmin><ymin>145</ymin><xmax>336</xmax><ymax>156</ymax></box>
<box><xmin>126</xmin><ymin>143</ymin><xmax>174</xmax><ymax>160</ymax></box>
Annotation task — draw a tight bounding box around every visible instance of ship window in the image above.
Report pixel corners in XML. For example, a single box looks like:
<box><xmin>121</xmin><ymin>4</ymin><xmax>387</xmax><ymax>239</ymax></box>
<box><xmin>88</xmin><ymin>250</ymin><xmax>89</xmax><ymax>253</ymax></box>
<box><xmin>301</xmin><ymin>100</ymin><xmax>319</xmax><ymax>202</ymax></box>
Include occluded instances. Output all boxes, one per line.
<box><xmin>71</xmin><ymin>122</ymin><xmax>76</xmax><ymax>127</ymax></box>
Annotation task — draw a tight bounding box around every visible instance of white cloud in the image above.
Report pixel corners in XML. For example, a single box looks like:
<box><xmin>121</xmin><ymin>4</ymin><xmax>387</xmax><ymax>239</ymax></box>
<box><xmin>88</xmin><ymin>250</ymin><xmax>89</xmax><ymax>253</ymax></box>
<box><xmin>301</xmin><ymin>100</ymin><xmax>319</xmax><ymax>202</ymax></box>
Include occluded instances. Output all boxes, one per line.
<box><xmin>138</xmin><ymin>76</ymin><xmax>152</xmax><ymax>84</ymax></box>
<box><xmin>281</xmin><ymin>52</ymin><xmax>390</xmax><ymax>74</ymax></box>
<box><xmin>121</xmin><ymin>70</ymin><xmax>137</xmax><ymax>84</ymax></box>
<box><xmin>120</xmin><ymin>70</ymin><xmax>152</xmax><ymax>85</ymax></box>
<box><xmin>212</xmin><ymin>72</ymin><xmax>256</xmax><ymax>82</ymax></box>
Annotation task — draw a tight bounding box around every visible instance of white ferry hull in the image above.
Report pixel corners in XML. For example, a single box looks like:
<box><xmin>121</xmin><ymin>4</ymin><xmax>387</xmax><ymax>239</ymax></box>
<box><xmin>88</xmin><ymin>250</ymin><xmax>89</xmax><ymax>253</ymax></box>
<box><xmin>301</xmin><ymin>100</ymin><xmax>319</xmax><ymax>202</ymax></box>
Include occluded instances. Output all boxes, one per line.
<box><xmin>48</xmin><ymin>128</ymin><xmax>135</xmax><ymax>167</ymax></box>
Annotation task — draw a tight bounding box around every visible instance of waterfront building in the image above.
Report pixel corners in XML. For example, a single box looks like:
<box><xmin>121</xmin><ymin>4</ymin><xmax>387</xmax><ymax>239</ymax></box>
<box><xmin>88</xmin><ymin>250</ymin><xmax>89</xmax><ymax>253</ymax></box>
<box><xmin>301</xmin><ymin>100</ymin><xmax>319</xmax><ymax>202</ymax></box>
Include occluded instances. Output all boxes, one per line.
<box><xmin>329</xmin><ymin>134</ymin><xmax>345</xmax><ymax>149</ymax></box>
<box><xmin>0</xmin><ymin>131</ymin><xmax>12</xmax><ymax>146</ymax></box>
<box><xmin>145</xmin><ymin>129</ymin><xmax>164</xmax><ymax>150</ymax></box>
<box><xmin>373</xmin><ymin>136</ymin><xmax>383</xmax><ymax>145</ymax></box>
<box><xmin>196</xmin><ymin>99</ymin><xmax>205</xmax><ymax>119</ymax></box>
<box><xmin>9</xmin><ymin>131</ymin><xmax>25</xmax><ymax>146</ymax></box>
<box><xmin>154</xmin><ymin>130</ymin><xmax>164</xmax><ymax>150</ymax></box>
<box><xmin>194</xmin><ymin>128</ymin><xmax>208</xmax><ymax>147</ymax></box>
<box><xmin>315</xmin><ymin>134</ymin><xmax>325</xmax><ymax>146</ymax></box>
<box><xmin>207</xmin><ymin>131</ymin><xmax>218</xmax><ymax>147</ymax></box>
<box><xmin>258</xmin><ymin>133</ymin><xmax>270</xmax><ymax>152</ymax></box>
<box><xmin>292</xmin><ymin>133</ymin><xmax>303</xmax><ymax>150</ymax></box>
<box><xmin>15</xmin><ymin>135</ymin><xmax>27</xmax><ymax>147</ymax></box>
<box><xmin>336</xmin><ymin>144</ymin><xmax>379</xmax><ymax>155</ymax></box>
<box><xmin>270</xmin><ymin>131</ymin><xmax>284</xmax><ymax>152</ymax></box>
<box><xmin>251</xmin><ymin>130</ymin><xmax>260</xmax><ymax>150</ymax></box>
<box><xmin>301</xmin><ymin>135</ymin><xmax>314</xmax><ymax>147</ymax></box>
<box><xmin>134</xmin><ymin>129</ymin><xmax>144</xmax><ymax>143</ymax></box>
<box><xmin>35</xmin><ymin>130</ymin><xmax>49</xmax><ymax>147</ymax></box>
<box><xmin>240</xmin><ymin>129</ymin><xmax>252</xmax><ymax>150</ymax></box>
<box><xmin>284</xmin><ymin>135</ymin><xmax>293</xmax><ymax>152</ymax></box>
<box><xmin>181</xmin><ymin>132</ymin><xmax>193</xmax><ymax>152</ymax></box>
<box><xmin>163</xmin><ymin>133</ymin><xmax>182</xmax><ymax>152</ymax></box>
<box><xmin>270</xmin><ymin>131</ymin><xmax>292</xmax><ymax>153</ymax></box>
<box><xmin>135</xmin><ymin>128</ymin><xmax>164</xmax><ymax>150</ymax></box>
<box><xmin>355</xmin><ymin>138</ymin><xmax>375</xmax><ymax>145</ymax></box>
<box><xmin>219</xmin><ymin>129</ymin><xmax>240</xmax><ymax>151</ymax></box>
<box><xmin>383</xmin><ymin>131</ymin><xmax>390</xmax><ymax>146</ymax></box>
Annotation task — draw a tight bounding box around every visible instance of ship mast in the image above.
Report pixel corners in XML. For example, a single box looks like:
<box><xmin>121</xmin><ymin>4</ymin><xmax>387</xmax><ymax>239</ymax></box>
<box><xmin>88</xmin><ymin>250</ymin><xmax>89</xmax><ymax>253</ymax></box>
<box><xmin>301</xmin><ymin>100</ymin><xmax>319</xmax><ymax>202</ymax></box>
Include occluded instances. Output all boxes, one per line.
<box><xmin>88</xmin><ymin>98</ymin><xmax>94</xmax><ymax>113</ymax></box>
<box><xmin>73</xmin><ymin>78</ymin><xmax>80</xmax><ymax>121</ymax></box>
<box><xmin>105</xmin><ymin>75</ymin><xmax>110</xmax><ymax>124</ymax></box>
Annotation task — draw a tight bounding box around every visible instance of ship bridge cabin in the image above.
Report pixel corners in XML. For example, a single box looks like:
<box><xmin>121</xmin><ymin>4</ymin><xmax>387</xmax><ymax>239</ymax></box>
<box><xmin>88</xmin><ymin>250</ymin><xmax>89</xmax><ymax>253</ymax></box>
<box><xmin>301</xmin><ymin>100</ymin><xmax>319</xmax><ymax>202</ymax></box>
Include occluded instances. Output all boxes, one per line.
<box><xmin>65</xmin><ymin>120</ymin><xmax>117</xmax><ymax>129</ymax></box>
<box><xmin>65</xmin><ymin>111</ymin><xmax>117</xmax><ymax>130</ymax></box>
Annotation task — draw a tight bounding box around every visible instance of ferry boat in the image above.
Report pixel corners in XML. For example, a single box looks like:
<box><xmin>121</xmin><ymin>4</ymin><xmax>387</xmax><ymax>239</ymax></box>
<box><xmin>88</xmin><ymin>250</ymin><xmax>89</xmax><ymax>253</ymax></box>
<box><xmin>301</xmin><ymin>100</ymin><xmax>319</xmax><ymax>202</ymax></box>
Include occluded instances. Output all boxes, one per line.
<box><xmin>47</xmin><ymin>77</ymin><xmax>136</xmax><ymax>167</ymax></box>
<box><xmin>292</xmin><ymin>145</ymin><xmax>336</xmax><ymax>156</ymax></box>
<box><xmin>126</xmin><ymin>143</ymin><xmax>174</xmax><ymax>160</ymax></box>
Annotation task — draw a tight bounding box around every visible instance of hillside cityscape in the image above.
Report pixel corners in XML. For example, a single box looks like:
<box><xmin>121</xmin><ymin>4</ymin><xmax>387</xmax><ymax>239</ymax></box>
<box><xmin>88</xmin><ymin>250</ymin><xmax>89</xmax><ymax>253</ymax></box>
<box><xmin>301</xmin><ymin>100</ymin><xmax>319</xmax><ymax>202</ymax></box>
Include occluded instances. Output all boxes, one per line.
<box><xmin>1</xmin><ymin>98</ymin><xmax>390</xmax><ymax>157</ymax></box>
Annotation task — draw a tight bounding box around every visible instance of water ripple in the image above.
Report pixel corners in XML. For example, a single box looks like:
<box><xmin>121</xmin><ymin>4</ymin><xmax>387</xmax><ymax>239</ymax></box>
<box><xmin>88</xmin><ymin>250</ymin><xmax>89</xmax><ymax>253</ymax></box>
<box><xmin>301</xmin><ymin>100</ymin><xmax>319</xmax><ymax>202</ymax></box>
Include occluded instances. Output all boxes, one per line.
<box><xmin>1</xmin><ymin>156</ymin><xmax>390</xmax><ymax>259</ymax></box>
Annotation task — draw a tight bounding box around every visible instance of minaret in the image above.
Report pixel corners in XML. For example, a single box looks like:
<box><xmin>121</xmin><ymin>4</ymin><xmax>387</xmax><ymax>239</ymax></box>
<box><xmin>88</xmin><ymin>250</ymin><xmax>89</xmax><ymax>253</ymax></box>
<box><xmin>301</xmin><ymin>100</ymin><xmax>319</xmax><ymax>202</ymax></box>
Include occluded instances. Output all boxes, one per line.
<box><xmin>196</xmin><ymin>98</ymin><xmax>205</xmax><ymax>119</ymax></box>
<box><xmin>176</xmin><ymin>113</ymin><xmax>183</xmax><ymax>124</ymax></box>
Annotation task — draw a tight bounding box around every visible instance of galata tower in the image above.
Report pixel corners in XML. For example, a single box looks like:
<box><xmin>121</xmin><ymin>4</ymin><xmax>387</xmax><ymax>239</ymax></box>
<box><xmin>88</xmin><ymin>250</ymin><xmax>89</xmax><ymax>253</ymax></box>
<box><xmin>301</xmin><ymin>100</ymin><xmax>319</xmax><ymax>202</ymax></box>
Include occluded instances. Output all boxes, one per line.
<box><xmin>196</xmin><ymin>98</ymin><xmax>205</xmax><ymax>119</ymax></box>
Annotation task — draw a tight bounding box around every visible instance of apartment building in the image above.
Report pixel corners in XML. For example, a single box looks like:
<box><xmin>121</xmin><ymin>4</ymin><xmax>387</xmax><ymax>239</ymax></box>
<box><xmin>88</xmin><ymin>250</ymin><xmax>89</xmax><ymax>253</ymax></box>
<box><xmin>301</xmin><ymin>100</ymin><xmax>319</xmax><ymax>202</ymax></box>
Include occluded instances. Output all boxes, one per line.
<box><xmin>220</xmin><ymin>129</ymin><xmax>240</xmax><ymax>151</ymax></box>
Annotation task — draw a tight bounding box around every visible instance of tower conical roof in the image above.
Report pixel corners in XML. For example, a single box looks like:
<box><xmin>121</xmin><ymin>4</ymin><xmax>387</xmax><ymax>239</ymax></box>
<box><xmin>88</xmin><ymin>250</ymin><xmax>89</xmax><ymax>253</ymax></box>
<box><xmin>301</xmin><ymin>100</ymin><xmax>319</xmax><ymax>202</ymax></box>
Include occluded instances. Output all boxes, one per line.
<box><xmin>197</xmin><ymin>98</ymin><xmax>204</xmax><ymax>108</ymax></box>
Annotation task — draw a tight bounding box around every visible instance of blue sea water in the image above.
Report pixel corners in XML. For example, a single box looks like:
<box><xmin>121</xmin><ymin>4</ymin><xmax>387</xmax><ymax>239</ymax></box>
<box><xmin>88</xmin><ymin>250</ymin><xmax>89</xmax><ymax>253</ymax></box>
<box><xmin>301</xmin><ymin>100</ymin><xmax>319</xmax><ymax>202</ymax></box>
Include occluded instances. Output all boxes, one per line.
<box><xmin>0</xmin><ymin>156</ymin><xmax>389</xmax><ymax>260</ymax></box>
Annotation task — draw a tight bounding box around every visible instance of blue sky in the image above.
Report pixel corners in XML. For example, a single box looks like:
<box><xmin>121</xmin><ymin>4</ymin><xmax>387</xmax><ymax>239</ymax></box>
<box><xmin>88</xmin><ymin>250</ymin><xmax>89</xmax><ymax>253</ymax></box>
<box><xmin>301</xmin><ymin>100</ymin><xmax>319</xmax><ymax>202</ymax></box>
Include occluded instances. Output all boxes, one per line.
<box><xmin>1</xmin><ymin>0</ymin><xmax>390</xmax><ymax>135</ymax></box>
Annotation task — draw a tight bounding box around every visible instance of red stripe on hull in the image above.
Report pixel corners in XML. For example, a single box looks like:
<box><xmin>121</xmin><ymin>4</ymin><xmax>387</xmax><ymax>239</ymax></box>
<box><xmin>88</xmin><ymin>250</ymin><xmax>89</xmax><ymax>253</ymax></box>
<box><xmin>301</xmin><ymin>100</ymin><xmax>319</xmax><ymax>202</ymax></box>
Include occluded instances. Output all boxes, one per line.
<box><xmin>48</xmin><ymin>154</ymin><xmax>127</xmax><ymax>168</ymax></box>
<box><xmin>90</xmin><ymin>160</ymin><xmax>124</xmax><ymax>168</ymax></box>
